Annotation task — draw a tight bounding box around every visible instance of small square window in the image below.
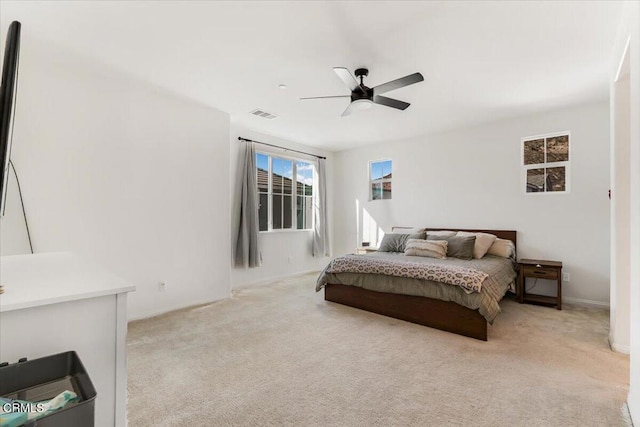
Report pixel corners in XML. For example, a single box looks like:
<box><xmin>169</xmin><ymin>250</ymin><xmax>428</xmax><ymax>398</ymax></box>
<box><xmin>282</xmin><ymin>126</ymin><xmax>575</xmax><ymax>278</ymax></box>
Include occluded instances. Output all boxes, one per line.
<box><xmin>370</xmin><ymin>160</ymin><xmax>392</xmax><ymax>200</ymax></box>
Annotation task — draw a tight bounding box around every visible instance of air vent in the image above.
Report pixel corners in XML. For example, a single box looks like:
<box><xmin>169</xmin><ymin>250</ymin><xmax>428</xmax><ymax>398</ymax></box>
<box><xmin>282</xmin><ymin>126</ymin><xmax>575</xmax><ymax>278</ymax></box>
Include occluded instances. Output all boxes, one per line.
<box><xmin>250</xmin><ymin>109</ymin><xmax>278</xmax><ymax>120</ymax></box>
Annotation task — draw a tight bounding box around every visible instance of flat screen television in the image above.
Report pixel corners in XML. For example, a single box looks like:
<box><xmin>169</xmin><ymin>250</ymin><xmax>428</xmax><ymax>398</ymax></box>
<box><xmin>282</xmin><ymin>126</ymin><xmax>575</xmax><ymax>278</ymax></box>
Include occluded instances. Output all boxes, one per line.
<box><xmin>0</xmin><ymin>21</ymin><xmax>21</xmax><ymax>216</ymax></box>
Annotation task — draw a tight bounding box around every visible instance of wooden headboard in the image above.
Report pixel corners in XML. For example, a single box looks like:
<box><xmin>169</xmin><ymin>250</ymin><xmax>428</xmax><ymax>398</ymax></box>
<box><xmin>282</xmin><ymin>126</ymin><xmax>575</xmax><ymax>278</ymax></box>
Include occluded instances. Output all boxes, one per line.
<box><xmin>423</xmin><ymin>228</ymin><xmax>517</xmax><ymax>251</ymax></box>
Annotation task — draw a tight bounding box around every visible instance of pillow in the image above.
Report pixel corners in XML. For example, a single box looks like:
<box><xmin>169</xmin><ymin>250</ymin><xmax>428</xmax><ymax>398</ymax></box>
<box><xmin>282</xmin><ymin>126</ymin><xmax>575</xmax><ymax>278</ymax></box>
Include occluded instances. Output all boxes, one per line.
<box><xmin>426</xmin><ymin>230</ymin><xmax>457</xmax><ymax>238</ymax></box>
<box><xmin>391</xmin><ymin>227</ymin><xmax>426</xmax><ymax>234</ymax></box>
<box><xmin>404</xmin><ymin>239</ymin><xmax>448</xmax><ymax>259</ymax></box>
<box><xmin>487</xmin><ymin>238</ymin><xmax>515</xmax><ymax>259</ymax></box>
<box><xmin>456</xmin><ymin>231</ymin><xmax>497</xmax><ymax>259</ymax></box>
<box><xmin>427</xmin><ymin>235</ymin><xmax>476</xmax><ymax>260</ymax></box>
<box><xmin>378</xmin><ymin>232</ymin><xmax>426</xmax><ymax>252</ymax></box>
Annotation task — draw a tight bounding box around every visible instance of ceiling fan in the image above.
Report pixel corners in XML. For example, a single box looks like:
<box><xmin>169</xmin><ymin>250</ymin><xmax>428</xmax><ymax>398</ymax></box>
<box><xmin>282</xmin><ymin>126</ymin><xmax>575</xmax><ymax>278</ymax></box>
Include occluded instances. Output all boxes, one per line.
<box><xmin>301</xmin><ymin>67</ymin><xmax>424</xmax><ymax>116</ymax></box>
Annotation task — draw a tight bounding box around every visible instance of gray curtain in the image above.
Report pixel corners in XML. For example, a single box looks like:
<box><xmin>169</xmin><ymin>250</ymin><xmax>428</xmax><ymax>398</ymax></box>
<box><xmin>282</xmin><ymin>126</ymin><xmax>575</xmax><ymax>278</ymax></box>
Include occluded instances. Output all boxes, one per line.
<box><xmin>234</xmin><ymin>140</ymin><xmax>261</xmax><ymax>267</ymax></box>
<box><xmin>312</xmin><ymin>158</ymin><xmax>330</xmax><ymax>257</ymax></box>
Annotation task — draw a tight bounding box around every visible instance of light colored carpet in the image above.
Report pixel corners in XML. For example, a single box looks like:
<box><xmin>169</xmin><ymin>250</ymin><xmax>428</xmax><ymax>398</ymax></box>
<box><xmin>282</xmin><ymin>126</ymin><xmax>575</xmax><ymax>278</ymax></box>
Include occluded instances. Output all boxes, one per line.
<box><xmin>127</xmin><ymin>273</ymin><xmax>630</xmax><ymax>426</ymax></box>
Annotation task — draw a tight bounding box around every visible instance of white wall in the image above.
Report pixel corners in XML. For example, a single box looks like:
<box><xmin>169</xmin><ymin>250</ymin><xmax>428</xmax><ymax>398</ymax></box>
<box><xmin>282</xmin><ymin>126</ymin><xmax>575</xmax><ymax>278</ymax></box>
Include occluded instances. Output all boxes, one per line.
<box><xmin>229</xmin><ymin>125</ymin><xmax>332</xmax><ymax>288</ymax></box>
<box><xmin>612</xmin><ymin>0</ymin><xmax>640</xmax><ymax>422</ymax></box>
<box><xmin>0</xmin><ymin>36</ymin><xmax>231</xmax><ymax>320</ymax></box>
<box><xmin>610</xmin><ymin>50</ymin><xmax>631</xmax><ymax>354</ymax></box>
<box><xmin>333</xmin><ymin>102</ymin><xmax>610</xmax><ymax>305</ymax></box>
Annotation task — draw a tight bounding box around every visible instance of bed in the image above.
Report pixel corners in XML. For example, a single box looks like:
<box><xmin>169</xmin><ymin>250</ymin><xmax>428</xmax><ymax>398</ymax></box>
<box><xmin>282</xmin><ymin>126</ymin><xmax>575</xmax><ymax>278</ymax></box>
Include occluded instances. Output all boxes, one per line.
<box><xmin>316</xmin><ymin>228</ymin><xmax>517</xmax><ymax>341</ymax></box>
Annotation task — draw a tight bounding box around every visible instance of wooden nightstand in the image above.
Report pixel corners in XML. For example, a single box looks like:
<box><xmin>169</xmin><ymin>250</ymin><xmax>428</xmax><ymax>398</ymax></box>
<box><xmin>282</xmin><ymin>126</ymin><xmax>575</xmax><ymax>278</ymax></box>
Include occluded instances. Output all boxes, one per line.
<box><xmin>355</xmin><ymin>247</ymin><xmax>378</xmax><ymax>255</ymax></box>
<box><xmin>517</xmin><ymin>259</ymin><xmax>563</xmax><ymax>310</ymax></box>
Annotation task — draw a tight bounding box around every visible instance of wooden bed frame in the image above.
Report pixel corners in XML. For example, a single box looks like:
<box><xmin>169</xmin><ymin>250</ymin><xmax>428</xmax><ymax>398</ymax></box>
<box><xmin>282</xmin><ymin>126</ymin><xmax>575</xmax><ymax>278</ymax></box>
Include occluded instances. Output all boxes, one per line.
<box><xmin>324</xmin><ymin>228</ymin><xmax>517</xmax><ymax>341</ymax></box>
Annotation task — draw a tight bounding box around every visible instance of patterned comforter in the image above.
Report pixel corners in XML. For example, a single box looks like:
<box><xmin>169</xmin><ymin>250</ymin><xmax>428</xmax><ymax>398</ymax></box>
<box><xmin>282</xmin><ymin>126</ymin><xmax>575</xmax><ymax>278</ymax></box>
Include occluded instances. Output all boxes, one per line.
<box><xmin>319</xmin><ymin>255</ymin><xmax>488</xmax><ymax>294</ymax></box>
<box><xmin>316</xmin><ymin>252</ymin><xmax>517</xmax><ymax>323</ymax></box>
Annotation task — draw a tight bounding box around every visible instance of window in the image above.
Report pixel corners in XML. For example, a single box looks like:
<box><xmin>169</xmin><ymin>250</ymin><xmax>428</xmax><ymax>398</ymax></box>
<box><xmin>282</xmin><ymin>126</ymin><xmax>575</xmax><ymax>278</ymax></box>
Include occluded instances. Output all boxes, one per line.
<box><xmin>522</xmin><ymin>132</ymin><xmax>569</xmax><ymax>193</ymax></box>
<box><xmin>296</xmin><ymin>160</ymin><xmax>314</xmax><ymax>230</ymax></box>
<box><xmin>256</xmin><ymin>152</ymin><xmax>314</xmax><ymax>231</ymax></box>
<box><xmin>370</xmin><ymin>159</ymin><xmax>392</xmax><ymax>200</ymax></box>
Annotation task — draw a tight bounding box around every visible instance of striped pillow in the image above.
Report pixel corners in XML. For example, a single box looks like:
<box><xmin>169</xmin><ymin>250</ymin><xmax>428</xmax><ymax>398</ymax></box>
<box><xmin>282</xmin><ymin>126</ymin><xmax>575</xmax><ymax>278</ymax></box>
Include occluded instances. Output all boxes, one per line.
<box><xmin>404</xmin><ymin>239</ymin><xmax>448</xmax><ymax>259</ymax></box>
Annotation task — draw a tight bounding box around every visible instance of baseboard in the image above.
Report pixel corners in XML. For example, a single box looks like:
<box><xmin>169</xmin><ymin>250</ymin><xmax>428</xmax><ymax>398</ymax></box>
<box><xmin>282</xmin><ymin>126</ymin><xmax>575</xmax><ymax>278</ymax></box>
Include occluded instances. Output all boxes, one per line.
<box><xmin>128</xmin><ymin>294</ymin><xmax>229</xmax><ymax>322</ymax></box>
<box><xmin>563</xmin><ymin>296</ymin><xmax>610</xmax><ymax>308</ymax></box>
<box><xmin>609</xmin><ymin>337</ymin><xmax>631</xmax><ymax>354</ymax></box>
<box><xmin>628</xmin><ymin>391</ymin><xmax>639</xmax><ymax>426</ymax></box>
<box><xmin>232</xmin><ymin>269</ymin><xmax>320</xmax><ymax>290</ymax></box>
<box><xmin>129</xmin><ymin>271</ymin><xmax>321</xmax><ymax>322</ymax></box>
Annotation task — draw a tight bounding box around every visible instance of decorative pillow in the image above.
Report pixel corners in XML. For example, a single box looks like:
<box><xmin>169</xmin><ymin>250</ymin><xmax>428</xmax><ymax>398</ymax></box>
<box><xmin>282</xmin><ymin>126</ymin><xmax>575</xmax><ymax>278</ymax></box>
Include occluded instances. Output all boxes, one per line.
<box><xmin>487</xmin><ymin>238</ymin><xmax>515</xmax><ymax>259</ymax></box>
<box><xmin>391</xmin><ymin>227</ymin><xmax>426</xmax><ymax>234</ymax></box>
<box><xmin>456</xmin><ymin>231</ymin><xmax>497</xmax><ymax>259</ymax></box>
<box><xmin>427</xmin><ymin>235</ymin><xmax>476</xmax><ymax>260</ymax></box>
<box><xmin>426</xmin><ymin>230</ymin><xmax>457</xmax><ymax>238</ymax></box>
<box><xmin>378</xmin><ymin>232</ymin><xmax>426</xmax><ymax>252</ymax></box>
<box><xmin>404</xmin><ymin>239</ymin><xmax>448</xmax><ymax>259</ymax></box>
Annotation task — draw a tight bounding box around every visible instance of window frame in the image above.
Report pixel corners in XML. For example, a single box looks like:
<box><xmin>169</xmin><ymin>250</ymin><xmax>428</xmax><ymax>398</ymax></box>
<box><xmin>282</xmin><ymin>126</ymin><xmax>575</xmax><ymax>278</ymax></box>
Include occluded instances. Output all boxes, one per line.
<box><xmin>369</xmin><ymin>158</ymin><xmax>393</xmax><ymax>201</ymax></box>
<box><xmin>521</xmin><ymin>131</ymin><xmax>571</xmax><ymax>195</ymax></box>
<box><xmin>256</xmin><ymin>151</ymin><xmax>315</xmax><ymax>233</ymax></box>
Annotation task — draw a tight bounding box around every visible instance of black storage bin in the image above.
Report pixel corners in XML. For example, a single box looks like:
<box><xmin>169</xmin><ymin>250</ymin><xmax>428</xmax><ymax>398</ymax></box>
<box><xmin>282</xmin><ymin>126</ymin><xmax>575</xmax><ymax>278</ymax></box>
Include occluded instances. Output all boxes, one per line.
<box><xmin>0</xmin><ymin>351</ymin><xmax>96</xmax><ymax>427</ymax></box>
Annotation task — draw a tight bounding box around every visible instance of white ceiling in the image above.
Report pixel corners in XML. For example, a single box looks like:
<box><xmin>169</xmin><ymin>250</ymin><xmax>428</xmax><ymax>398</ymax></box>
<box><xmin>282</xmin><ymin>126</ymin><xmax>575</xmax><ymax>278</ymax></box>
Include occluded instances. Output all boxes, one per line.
<box><xmin>0</xmin><ymin>1</ymin><xmax>624</xmax><ymax>151</ymax></box>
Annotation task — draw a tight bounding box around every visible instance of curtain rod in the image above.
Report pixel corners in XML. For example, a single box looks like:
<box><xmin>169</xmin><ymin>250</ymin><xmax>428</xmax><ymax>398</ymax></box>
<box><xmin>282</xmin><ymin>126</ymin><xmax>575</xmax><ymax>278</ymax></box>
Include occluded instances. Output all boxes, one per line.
<box><xmin>238</xmin><ymin>137</ymin><xmax>326</xmax><ymax>160</ymax></box>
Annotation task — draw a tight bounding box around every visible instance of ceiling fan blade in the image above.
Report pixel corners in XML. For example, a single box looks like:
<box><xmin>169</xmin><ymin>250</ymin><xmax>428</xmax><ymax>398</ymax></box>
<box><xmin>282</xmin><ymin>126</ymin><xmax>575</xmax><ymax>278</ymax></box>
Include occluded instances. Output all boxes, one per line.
<box><xmin>300</xmin><ymin>95</ymin><xmax>351</xmax><ymax>100</ymax></box>
<box><xmin>333</xmin><ymin>67</ymin><xmax>365</xmax><ymax>94</ymax></box>
<box><xmin>373</xmin><ymin>72</ymin><xmax>424</xmax><ymax>95</ymax></box>
<box><xmin>341</xmin><ymin>102</ymin><xmax>356</xmax><ymax>117</ymax></box>
<box><xmin>373</xmin><ymin>95</ymin><xmax>410</xmax><ymax>110</ymax></box>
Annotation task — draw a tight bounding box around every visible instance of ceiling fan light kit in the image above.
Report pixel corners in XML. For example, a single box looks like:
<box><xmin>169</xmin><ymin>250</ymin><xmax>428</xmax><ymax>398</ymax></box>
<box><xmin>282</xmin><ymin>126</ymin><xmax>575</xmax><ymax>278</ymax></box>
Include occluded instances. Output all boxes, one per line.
<box><xmin>301</xmin><ymin>67</ymin><xmax>424</xmax><ymax>116</ymax></box>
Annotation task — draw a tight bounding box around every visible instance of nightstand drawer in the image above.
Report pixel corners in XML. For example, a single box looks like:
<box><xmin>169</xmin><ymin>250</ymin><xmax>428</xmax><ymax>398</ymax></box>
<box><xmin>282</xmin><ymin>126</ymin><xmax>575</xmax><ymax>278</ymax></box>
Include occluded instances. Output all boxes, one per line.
<box><xmin>522</xmin><ymin>265</ymin><xmax>558</xmax><ymax>279</ymax></box>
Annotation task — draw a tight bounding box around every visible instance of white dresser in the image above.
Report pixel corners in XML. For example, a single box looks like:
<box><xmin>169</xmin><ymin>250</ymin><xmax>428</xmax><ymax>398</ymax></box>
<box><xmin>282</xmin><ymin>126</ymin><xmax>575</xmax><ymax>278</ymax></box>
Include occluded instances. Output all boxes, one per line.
<box><xmin>0</xmin><ymin>252</ymin><xmax>135</xmax><ymax>427</ymax></box>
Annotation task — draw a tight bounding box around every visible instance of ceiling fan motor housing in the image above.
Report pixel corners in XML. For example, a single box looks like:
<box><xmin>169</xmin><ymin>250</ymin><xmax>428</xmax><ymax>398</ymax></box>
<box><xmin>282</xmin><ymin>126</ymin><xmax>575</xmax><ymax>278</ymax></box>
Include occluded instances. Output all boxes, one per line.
<box><xmin>351</xmin><ymin>87</ymin><xmax>373</xmax><ymax>102</ymax></box>
<box><xmin>352</xmin><ymin>68</ymin><xmax>373</xmax><ymax>101</ymax></box>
